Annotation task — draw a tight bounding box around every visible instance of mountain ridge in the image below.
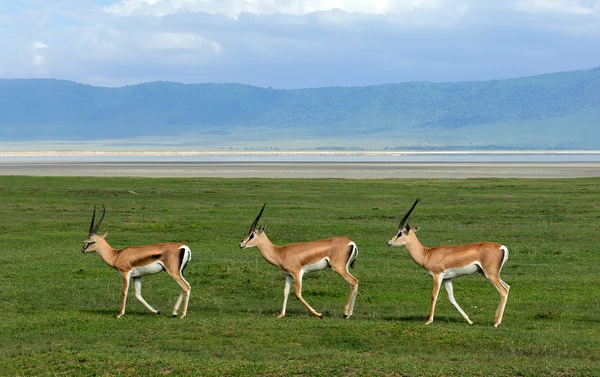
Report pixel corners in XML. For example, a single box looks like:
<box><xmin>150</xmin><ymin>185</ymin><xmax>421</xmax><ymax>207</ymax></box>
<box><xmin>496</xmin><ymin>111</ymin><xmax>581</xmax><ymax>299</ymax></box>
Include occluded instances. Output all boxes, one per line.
<box><xmin>1</xmin><ymin>67</ymin><xmax>599</xmax><ymax>149</ymax></box>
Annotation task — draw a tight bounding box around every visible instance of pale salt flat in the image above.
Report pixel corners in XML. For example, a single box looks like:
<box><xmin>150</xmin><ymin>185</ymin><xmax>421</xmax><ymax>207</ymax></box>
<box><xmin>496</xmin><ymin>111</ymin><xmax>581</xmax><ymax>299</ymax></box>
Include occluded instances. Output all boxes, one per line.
<box><xmin>1</xmin><ymin>162</ymin><xmax>600</xmax><ymax>178</ymax></box>
<box><xmin>1</xmin><ymin>151</ymin><xmax>600</xmax><ymax>178</ymax></box>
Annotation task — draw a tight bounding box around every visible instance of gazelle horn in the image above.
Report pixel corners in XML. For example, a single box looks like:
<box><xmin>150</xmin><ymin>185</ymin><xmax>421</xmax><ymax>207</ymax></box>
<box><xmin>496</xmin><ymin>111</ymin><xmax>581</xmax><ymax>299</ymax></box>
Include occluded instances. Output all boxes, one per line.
<box><xmin>89</xmin><ymin>205</ymin><xmax>106</xmax><ymax>235</ymax></box>
<box><xmin>250</xmin><ymin>203</ymin><xmax>266</xmax><ymax>232</ymax></box>
<box><xmin>399</xmin><ymin>198</ymin><xmax>421</xmax><ymax>229</ymax></box>
<box><xmin>88</xmin><ymin>206</ymin><xmax>97</xmax><ymax>236</ymax></box>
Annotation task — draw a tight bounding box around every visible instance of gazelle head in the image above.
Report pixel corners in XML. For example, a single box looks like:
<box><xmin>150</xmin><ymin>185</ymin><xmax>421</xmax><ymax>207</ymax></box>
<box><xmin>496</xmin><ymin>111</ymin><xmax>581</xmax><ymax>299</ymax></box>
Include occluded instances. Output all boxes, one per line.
<box><xmin>82</xmin><ymin>205</ymin><xmax>108</xmax><ymax>253</ymax></box>
<box><xmin>239</xmin><ymin>203</ymin><xmax>267</xmax><ymax>249</ymax></box>
<box><xmin>387</xmin><ymin>198</ymin><xmax>421</xmax><ymax>247</ymax></box>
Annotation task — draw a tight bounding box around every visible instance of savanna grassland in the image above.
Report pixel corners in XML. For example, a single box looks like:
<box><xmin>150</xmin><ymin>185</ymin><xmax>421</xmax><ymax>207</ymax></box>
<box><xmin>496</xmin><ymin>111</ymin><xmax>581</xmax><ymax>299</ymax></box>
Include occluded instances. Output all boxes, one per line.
<box><xmin>1</xmin><ymin>176</ymin><xmax>599</xmax><ymax>376</ymax></box>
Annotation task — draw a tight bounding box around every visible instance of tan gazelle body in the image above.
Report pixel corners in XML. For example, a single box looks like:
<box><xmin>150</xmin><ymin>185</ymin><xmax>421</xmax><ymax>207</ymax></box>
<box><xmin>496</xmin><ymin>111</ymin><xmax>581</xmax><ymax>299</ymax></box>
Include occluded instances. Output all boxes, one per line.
<box><xmin>81</xmin><ymin>206</ymin><xmax>192</xmax><ymax>318</ymax></box>
<box><xmin>239</xmin><ymin>204</ymin><xmax>359</xmax><ymax>319</ymax></box>
<box><xmin>388</xmin><ymin>199</ymin><xmax>509</xmax><ymax>327</ymax></box>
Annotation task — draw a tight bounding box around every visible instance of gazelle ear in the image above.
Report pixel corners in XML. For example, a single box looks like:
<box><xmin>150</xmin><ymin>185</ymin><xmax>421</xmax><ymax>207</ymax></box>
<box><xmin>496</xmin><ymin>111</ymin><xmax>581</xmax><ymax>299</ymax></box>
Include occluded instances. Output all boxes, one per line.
<box><xmin>406</xmin><ymin>223</ymin><xmax>411</xmax><ymax>233</ymax></box>
<box><xmin>413</xmin><ymin>226</ymin><xmax>421</xmax><ymax>233</ymax></box>
<box><xmin>101</xmin><ymin>231</ymin><xmax>109</xmax><ymax>238</ymax></box>
<box><xmin>259</xmin><ymin>224</ymin><xmax>267</xmax><ymax>234</ymax></box>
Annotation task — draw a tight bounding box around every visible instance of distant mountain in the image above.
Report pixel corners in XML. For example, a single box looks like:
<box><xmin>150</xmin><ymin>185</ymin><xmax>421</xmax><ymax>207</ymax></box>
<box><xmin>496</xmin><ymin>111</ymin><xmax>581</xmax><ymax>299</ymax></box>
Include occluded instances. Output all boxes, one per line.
<box><xmin>1</xmin><ymin>67</ymin><xmax>599</xmax><ymax>149</ymax></box>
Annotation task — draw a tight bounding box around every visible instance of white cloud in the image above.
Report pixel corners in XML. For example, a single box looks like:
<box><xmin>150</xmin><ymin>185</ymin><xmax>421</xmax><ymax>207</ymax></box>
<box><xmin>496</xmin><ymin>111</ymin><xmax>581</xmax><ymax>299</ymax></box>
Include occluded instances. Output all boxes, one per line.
<box><xmin>102</xmin><ymin>0</ymin><xmax>600</xmax><ymax>20</ymax></box>
<box><xmin>1</xmin><ymin>0</ymin><xmax>599</xmax><ymax>87</ymax></box>
<box><xmin>77</xmin><ymin>27</ymin><xmax>220</xmax><ymax>61</ymax></box>
<box><xmin>32</xmin><ymin>41</ymin><xmax>48</xmax><ymax>50</ymax></box>
<box><xmin>516</xmin><ymin>0</ymin><xmax>599</xmax><ymax>14</ymax></box>
<box><xmin>104</xmin><ymin>0</ymin><xmax>448</xmax><ymax>18</ymax></box>
<box><xmin>32</xmin><ymin>41</ymin><xmax>48</xmax><ymax>67</ymax></box>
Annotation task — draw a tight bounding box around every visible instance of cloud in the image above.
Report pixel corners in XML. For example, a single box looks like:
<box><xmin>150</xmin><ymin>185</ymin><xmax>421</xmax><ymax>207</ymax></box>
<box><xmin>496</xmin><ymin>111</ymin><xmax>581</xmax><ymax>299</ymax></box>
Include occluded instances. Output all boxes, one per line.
<box><xmin>31</xmin><ymin>41</ymin><xmax>48</xmax><ymax>67</ymax></box>
<box><xmin>0</xmin><ymin>0</ymin><xmax>599</xmax><ymax>87</ymax></box>
<box><xmin>516</xmin><ymin>0</ymin><xmax>599</xmax><ymax>14</ymax></box>
<box><xmin>103</xmin><ymin>0</ymin><xmax>448</xmax><ymax>18</ymax></box>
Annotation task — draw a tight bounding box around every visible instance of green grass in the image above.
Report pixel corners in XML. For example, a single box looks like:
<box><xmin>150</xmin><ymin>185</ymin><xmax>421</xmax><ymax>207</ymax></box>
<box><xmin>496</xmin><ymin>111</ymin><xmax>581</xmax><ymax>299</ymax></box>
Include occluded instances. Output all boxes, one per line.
<box><xmin>1</xmin><ymin>176</ymin><xmax>599</xmax><ymax>376</ymax></box>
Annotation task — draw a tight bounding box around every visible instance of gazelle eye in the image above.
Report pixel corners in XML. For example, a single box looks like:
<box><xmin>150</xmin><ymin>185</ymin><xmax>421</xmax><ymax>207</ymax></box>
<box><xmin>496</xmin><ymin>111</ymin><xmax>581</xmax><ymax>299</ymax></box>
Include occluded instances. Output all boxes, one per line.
<box><xmin>248</xmin><ymin>233</ymin><xmax>254</xmax><ymax>240</ymax></box>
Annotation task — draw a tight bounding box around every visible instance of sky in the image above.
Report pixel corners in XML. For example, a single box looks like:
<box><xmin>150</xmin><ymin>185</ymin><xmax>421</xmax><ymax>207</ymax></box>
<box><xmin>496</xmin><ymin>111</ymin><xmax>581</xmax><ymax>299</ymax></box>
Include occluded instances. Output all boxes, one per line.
<box><xmin>0</xmin><ymin>0</ymin><xmax>599</xmax><ymax>88</ymax></box>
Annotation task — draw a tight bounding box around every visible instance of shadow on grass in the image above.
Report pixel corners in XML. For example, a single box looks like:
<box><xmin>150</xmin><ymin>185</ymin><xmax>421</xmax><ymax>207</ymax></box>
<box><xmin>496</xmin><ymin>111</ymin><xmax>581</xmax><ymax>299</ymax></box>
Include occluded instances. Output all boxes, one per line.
<box><xmin>377</xmin><ymin>314</ymin><xmax>475</xmax><ymax>324</ymax></box>
<box><xmin>197</xmin><ymin>306</ymin><xmax>357</xmax><ymax>320</ymax></box>
<box><xmin>378</xmin><ymin>314</ymin><xmax>426</xmax><ymax>322</ymax></box>
<box><xmin>79</xmin><ymin>308</ymin><xmax>165</xmax><ymax>318</ymax></box>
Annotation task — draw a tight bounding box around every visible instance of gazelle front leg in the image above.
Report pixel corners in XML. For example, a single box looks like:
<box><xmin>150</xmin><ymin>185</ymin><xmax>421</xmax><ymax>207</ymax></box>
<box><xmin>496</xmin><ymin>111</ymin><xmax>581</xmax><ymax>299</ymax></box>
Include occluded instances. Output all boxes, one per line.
<box><xmin>133</xmin><ymin>277</ymin><xmax>161</xmax><ymax>315</ymax></box>
<box><xmin>277</xmin><ymin>274</ymin><xmax>293</xmax><ymax>318</ymax></box>
<box><xmin>426</xmin><ymin>273</ymin><xmax>443</xmax><ymax>325</ymax></box>
<box><xmin>444</xmin><ymin>279</ymin><xmax>473</xmax><ymax>325</ymax></box>
<box><xmin>294</xmin><ymin>272</ymin><xmax>322</xmax><ymax>318</ymax></box>
<box><xmin>117</xmin><ymin>272</ymin><xmax>131</xmax><ymax>318</ymax></box>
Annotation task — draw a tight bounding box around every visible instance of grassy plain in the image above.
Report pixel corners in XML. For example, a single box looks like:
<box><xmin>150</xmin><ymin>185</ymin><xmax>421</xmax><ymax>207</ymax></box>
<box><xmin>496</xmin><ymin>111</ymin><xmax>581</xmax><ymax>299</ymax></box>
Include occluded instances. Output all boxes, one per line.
<box><xmin>1</xmin><ymin>176</ymin><xmax>599</xmax><ymax>376</ymax></box>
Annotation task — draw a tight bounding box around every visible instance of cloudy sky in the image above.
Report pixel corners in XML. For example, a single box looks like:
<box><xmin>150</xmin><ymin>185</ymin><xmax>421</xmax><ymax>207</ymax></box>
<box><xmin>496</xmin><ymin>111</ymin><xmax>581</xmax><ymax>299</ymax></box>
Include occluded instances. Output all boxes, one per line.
<box><xmin>0</xmin><ymin>0</ymin><xmax>599</xmax><ymax>88</ymax></box>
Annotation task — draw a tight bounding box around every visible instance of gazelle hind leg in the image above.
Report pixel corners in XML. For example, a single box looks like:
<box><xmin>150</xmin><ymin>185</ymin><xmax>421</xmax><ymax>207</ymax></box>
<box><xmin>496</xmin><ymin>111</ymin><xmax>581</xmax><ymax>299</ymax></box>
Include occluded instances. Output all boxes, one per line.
<box><xmin>171</xmin><ymin>275</ymin><xmax>191</xmax><ymax>318</ymax></box>
<box><xmin>333</xmin><ymin>266</ymin><xmax>359</xmax><ymax>318</ymax></box>
<box><xmin>488</xmin><ymin>275</ymin><xmax>509</xmax><ymax>327</ymax></box>
<box><xmin>133</xmin><ymin>277</ymin><xmax>160</xmax><ymax>315</ymax></box>
<box><xmin>172</xmin><ymin>246</ymin><xmax>192</xmax><ymax>318</ymax></box>
<box><xmin>173</xmin><ymin>290</ymin><xmax>185</xmax><ymax>316</ymax></box>
<box><xmin>347</xmin><ymin>276</ymin><xmax>359</xmax><ymax>317</ymax></box>
<box><xmin>343</xmin><ymin>242</ymin><xmax>359</xmax><ymax>318</ymax></box>
<box><xmin>443</xmin><ymin>279</ymin><xmax>473</xmax><ymax>325</ymax></box>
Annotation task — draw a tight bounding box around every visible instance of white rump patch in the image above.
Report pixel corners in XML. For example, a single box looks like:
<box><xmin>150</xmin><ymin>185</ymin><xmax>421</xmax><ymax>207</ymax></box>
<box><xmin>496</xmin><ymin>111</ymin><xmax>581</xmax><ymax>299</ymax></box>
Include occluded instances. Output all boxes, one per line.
<box><xmin>180</xmin><ymin>245</ymin><xmax>192</xmax><ymax>272</ymax></box>
<box><xmin>499</xmin><ymin>245</ymin><xmax>509</xmax><ymax>269</ymax></box>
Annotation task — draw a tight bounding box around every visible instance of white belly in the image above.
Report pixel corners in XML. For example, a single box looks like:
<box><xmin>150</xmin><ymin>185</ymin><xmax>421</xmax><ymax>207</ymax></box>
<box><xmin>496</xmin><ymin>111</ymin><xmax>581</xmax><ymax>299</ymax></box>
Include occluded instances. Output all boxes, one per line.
<box><xmin>301</xmin><ymin>258</ymin><xmax>330</xmax><ymax>274</ymax></box>
<box><xmin>131</xmin><ymin>261</ymin><xmax>165</xmax><ymax>278</ymax></box>
<box><xmin>443</xmin><ymin>263</ymin><xmax>480</xmax><ymax>279</ymax></box>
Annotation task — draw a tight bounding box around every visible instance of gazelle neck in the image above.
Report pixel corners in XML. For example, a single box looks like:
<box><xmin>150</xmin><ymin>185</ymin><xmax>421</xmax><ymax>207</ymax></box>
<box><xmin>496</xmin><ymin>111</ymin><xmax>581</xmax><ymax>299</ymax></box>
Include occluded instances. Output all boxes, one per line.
<box><xmin>403</xmin><ymin>233</ymin><xmax>427</xmax><ymax>267</ymax></box>
<box><xmin>94</xmin><ymin>238</ymin><xmax>119</xmax><ymax>268</ymax></box>
<box><xmin>253</xmin><ymin>233</ymin><xmax>282</xmax><ymax>268</ymax></box>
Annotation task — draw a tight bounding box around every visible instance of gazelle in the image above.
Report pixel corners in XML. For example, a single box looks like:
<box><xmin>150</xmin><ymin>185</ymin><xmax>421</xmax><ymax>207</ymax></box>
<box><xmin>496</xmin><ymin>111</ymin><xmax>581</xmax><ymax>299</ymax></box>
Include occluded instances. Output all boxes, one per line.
<box><xmin>239</xmin><ymin>204</ymin><xmax>359</xmax><ymax>319</ymax></box>
<box><xmin>81</xmin><ymin>206</ymin><xmax>192</xmax><ymax>318</ymax></box>
<box><xmin>387</xmin><ymin>199</ymin><xmax>510</xmax><ymax>327</ymax></box>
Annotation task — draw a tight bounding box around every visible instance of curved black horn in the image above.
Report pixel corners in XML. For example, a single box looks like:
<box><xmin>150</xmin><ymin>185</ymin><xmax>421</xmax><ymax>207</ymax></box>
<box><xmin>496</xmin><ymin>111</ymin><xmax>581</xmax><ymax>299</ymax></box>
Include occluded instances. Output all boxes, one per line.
<box><xmin>88</xmin><ymin>206</ymin><xmax>97</xmax><ymax>236</ymax></box>
<box><xmin>399</xmin><ymin>198</ymin><xmax>421</xmax><ymax>229</ymax></box>
<box><xmin>250</xmin><ymin>203</ymin><xmax>266</xmax><ymax>232</ymax></box>
<box><xmin>92</xmin><ymin>205</ymin><xmax>106</xmax><ymax>234</ymax></box>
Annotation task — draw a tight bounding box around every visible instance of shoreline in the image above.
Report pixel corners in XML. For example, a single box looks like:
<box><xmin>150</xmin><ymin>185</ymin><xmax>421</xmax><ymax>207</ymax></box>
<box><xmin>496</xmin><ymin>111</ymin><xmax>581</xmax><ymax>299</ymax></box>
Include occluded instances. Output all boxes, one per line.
<box><xmin>2</xmin><ymin>161</ymin><xmax>600</xmax><ymax>178</ymax></box>
<box><xmin>2</xmin><ymin>150</ymin><xmax>600</xmax><ymax>158</ymax></box>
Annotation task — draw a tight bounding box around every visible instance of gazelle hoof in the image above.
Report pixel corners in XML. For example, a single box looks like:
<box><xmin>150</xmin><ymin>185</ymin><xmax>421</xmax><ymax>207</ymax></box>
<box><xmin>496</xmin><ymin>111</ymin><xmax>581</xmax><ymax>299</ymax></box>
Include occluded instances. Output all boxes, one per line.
<box><xmin>156</xmin><ymin>311</ymin><xmax>161</xmax><ymax>316</ymax></box>
<box><xmin>317</xmin><ymin>314</ymin><xmax>323</xmax><ymax>319</ymax></box>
